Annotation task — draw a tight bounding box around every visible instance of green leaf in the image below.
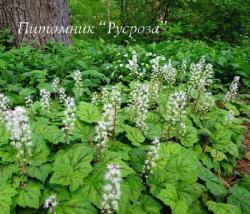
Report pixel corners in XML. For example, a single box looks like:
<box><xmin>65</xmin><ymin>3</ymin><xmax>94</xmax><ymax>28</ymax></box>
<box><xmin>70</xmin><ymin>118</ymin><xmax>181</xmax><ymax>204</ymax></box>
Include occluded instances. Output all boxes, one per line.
<box><xmin>16</xmin><ymin>183</ymin><xmax>41</xmax><ymax>209</ymax></box>
<box><xmin>109</xmin><ymin>141</ymin><xmax>131</xmax><ymax>161</ymax></box>
<box><xmin>157</xmin><ymin>184</ymin><xmax>189</xmax><ymax>214</ymax></box>
<box><xmin>43</xmin><ymin>126</ymin><xmax>64</xmax><ymax>145</ymax></box>
<box><xmin>159</xmin><ymin>144</ymin><xmax>200</xmax><ymax>183</ymax></box>
<box><xmin>206</xmin><ymin>147</ymin><xmax>228</xmax><ymax>162</ymax></box>
<box><xmin>19</xmin><ymin>88</ymin><xmax>36</xmax><ymax>97</ymax></box>
<box><xmin>57</xmin><ymin>194</ymin><xmax>97</xmax><ymax>214</ymax></box>
<box><xmin>0</xmin><ymin>146</ymin><xmax>15</xmax><ymax>164</ymax></box>
<box><xmin>125</xmin><ymin>174</ymin><xmax>144</xmax><ymax>203</ymax></box>
<box><xmin>0</xmin><ymin>124</ymin><xmax>9</xmax><ymax>146</ymax></box>
<box><xmin>101</xmin><ymin>150</ymin><xmax>135</xmax><ymax>177</ymax></box>
<box><xmin>146</xmin><ymin>123</ymin><xmax>161</xmax><ymax>140</ymax></box>
<box><xmin>0</xmin><ymin>165</ymin><xmax>18</xmax><ymax>185</ymax></box>
<box><xmin>50</xmin><ymin>144</ymin><xmax>93</xmax><ymax>191</ymax></box>
<box><xmin>72</xmin><ymin>121</ymin><xmax>95</xmax><ymax>143</ymax></box>
<box><xmin>238</xmin><ymin>174</ymin><xmax>250</xmax><ymax>190</ymax></box>
<box><xmin>31</xmin><ymin>141</ymin><xmax>50</xmax><ymax>166</ymax></box>
<box><xmin>27</xmin><ymin>164</ymin><xmax>52</xmax><ymax>182</ymax></box>
<box><xmin>175</xmin><ymin>182</ymin><xmax>203</xmax><ymax>205</ymax></box>
<box><xmin>206</xmin><ymin>201</ymin><xmax>241</xmax><ymax>214</ymax></box>
<box><xmin>130</xmin><ymin>206</ymin><xmax>147</xmax><ymax>214</ymax></box>
<box><xmin>81</xmin><ymin>169</ymin><xmax>103</xmax><ymax>207</ymax></box>
<box><xmin>124</xmin><ymin>125</ymin><xmax>145</xmax><ymax>147</ymax></box>
<box><xmin>180</xmin><ymin>126</ymin><xmax>199</xmax><ymax>147</ymax></box>
<box><xmin>129</xmin><ymin>148</ymin><xmax>145</xmax><ymax>173</ymax></box>
<box><xmin>77</xmin><ymin>101</ymin><xmax>101</xmax><ymax>123</ymax></box>
<box><xmin>148</xmin><ymin>144</ymin><xmax>200</xmax><ymax>195</ymax></box>
<box><xmin>0</xmin><ymin>185</ymin><xmax>16</xmax><ymax>214</ymax></box>
<box><xmin>201</xmin><ymin>154</ymin><xmax>214</xmax><ymax>169</ymax></box>
<box><xmin>119</xmin><ymin>176</ymin><xmax>143</xmax><ymax>214</ymax></box>
<box><xmin>210</xmin><ymin>126</ymin><xmax>232</xmax><ymax>153</ymax></box>
<box><xmin>141</xmin><ymin>195</ymin><xmax>162</xmax><ymax>214</ymax></box>
<box><xmin>228</xmin><ymin>186</ymin><xmax>250</xmax><ymax>214</ymax></box>
<box><xmin>199</xmin><ymin>167</ymin><xmax>227</xmax><ymax>197</ymax></box>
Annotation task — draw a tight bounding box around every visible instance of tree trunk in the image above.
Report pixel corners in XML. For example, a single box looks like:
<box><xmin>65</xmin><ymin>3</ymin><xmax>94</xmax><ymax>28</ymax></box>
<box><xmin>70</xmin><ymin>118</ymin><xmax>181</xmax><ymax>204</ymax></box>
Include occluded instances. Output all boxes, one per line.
<box><xmin>120</xmin><ymin>0</ymin><xmax>127</xmax><ymax>26</ymax></box>
<box><xmin>105</xmin><ymin>0</ymin><xmax>111</xmax><ymax>22</ymax></box>
<box><xmin>0</xmin><ymin>0</ymin><xmax>71</xmax><ymax>47</ymax></box>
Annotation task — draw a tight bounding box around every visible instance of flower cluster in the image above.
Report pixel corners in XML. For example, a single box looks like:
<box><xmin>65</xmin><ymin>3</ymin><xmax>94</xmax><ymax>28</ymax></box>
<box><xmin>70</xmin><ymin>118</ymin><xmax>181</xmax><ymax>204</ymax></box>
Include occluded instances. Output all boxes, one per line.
<box><xmin>52</xmin><ymin>77</ymin><xmax>60</xmax><ymax>93</ymax></box>
<box><xmin>198</xmin><ymin>92</ymin><xmax>213</xmax><ymax>113</ymax></box>
<box><xmin>58</xmin><ymin>87</ymin><xmax>67</xmax><ymax>104</ymax></box>
<box><xmin>149</xmin><ymin>78</ymin><xmax>160</xmax><ymax>105</ymax></box>
<box><xmin>5</xmin><ymin>107</ymin><xmax>33</xmax><ymax>162</ymax></box>
<box><xmin>62</xmin><ymin>97</ymin><xmax>76</xmax><ymax>133</ymax></box>
<box><xmin>188</xmin><ymin>56</ymin><xmax>214</xmax><ymax>93</ymax></box>
<box><xmin>129</xmin><ymin>82</ymin><xmax>149</xmax><ymax>133</ymax></box>
<box><xmin>40</xmin><ymin>89</ymin><xmax>51</xmax><ymax>112</ymax></box>
<box><xmin>0</xmin><ymin>93</ymin><xmax>9</xmax><ymax>117</ymax></box>
<box><xmin>101</xmin><ymin>164</ymin><xmax>122</xmax><ymax>214</ymax></box>
<box><xmin>150</xmin><ymin>56</ymin><xmax>161</xmax><ymax>78</ymax></box>
<box><xmin>143</xmin><ymin>138</ymin><xmax>160</xmax><ymax>177</ymax></box>
<box><xmin>91</xmin><ymin>92</ymin><xmax>98</xmax><ymax>105</ymax></box>
<box><xmin>126</xmin><ymin>51</ymin><xmax>140</xmax><ymax>77</ymax></box>
<box><xmin>25</xmin><ymin>95</ymin><xmax>33</xmax><ymax>108</ymax></box>
<box><xmin>95</xmin><ymin>87</ymin><xmax>122</xmax><ymax>154</ymax></box>
<box><xmin>101</xmin><ymin>87</ymin><xmax>110</xmax><ymax>105</ymax></box>
<box><xmin>95</xmin><ymin>120</ymin><xmax>109</xmax><ymax>154</ymax></box>
<box><xmin>73</xmin><ymin>70</ymin><xmax>82</xmax><ymax>91</ymax></box>
<box><xmin>167</xmin><ymin>91</ymin><xmax>187</xmax><ymax>135</ymax></box>
<box><xmin>44</xmin><ymin>195</ymin><xmax>58</xmax><ymax>212</ymax></box>
<box><xmin>52</xmin><ymin>78</ymin><xmax>67</xmax><ymax>104</ymax></box>
<box><xmin>224</xmin><ymin>76</ymin><xmax>240</xmax><ymax>103</ymax></box>
<box><xmin>161</xmin><ymin>60</ymin><xmax>177</xmax><ymax>85</ymax></box>
<box><xmin>227</xmin><ymin>110</ymin><xmax>234</xmax><ymax>124</ymax></box>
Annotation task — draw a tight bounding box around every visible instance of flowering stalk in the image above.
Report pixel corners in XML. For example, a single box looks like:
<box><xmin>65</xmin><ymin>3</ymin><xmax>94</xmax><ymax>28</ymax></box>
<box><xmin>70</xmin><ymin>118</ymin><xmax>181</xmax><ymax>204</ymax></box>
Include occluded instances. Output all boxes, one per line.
<box><xmin>52</xmin><ymin>77</ymin><xmax>68</xmax><ymax>104</ymax></box>
<box><xmin>25</xmin><ymin>95</ymin><xmax>34</xmax><ymax>109</ymax></box>
<box><xmin>126</xmin><ymin>51</ymin><xmax>140</xmax><ymax>77</ymax></box>
<box><xmin>143</xmin><ymin>138</ymin><xmax>160</xmax><ymax>177</ymax></box>
<box><xmin>95</xmin><ymin>120</ymin><xmax>109</xmax><ymax>155</ymax></box>
<box><xmin>52</xmin><ymin>77</ymin><xmax>60</xmax><ymax>93</ymax></box>
<box><xmin>58</xmin><ymin>87</ymin><xmax>67</xmax><ymax>104</ymax></box>
<box><xmin>40</xmin><ymin>89</ymin><xmax>51</xmax><ymax>112</ymax></box>
<box><xmin>197</xmin><ymin>92</ymin><xmax>213</xmax><ymax>114</ymax></box>
<box><xmin>0</xmin><ymin>93</ymin><xmax>10</xmax><ymax>120</ymax></box>
<box><xmin>101</xmin><ymin>164</ymin><xmax>122</xmax><ymax>214</ymax></box>
<box><xmin>44</xmin><ymin>195</ymin><xmax>58</xmax><ymax>214</ymax></box>
<box><xmin>226</xmin><ymin>110</ymin><xmax>234</xmax><ymax>125</ymax></box>
<box><xmin>188</xmin><ymin>57</ymin><xmax>213</xmax><ymax>100</ymax></box>
<box><xmin>5</xmin><ymin>107</ymin><xmax>33</xmax><ymax>187</ymax></box>
<box><xmin>150</xmin><ymin>56</ymin><xmax>161</xmax><ymax>80</ymax></box>
<box><xmin>95</xmin><ymin>87</ymin><xmax>121</xmax><ymax>156</ymax></box>
<box><xmin>187</xmin><ymin>57</ymin><xmax>214</xmax><ymax>111</ymax></box>
<box><xmin>129</xmin><ymin>82</ymin><xmax>149</xmax><ymax>134</ymax></box>
<box><xmin>149</xmin><ymin>78</ymin><xmax>160</xmax><ymax>106</ymax></box>
<box><xmin>167</xmin><ymin>91</ymin><xmax>187</xmax><ymax>137</ymax></box>
<box><xmin>161</xmin><ymin>60</ymin><xmax>177</xmax><ymax>86</ymax></box>
<box><xmin>91</xmin><ymin>92</ymin><xmax>99</xmax><ymax>105</ymax></box>
<box><xmin>62</xmin><ymin>97</ymin><xmax>76</xmax><ymax>142</ymax></box>
<box><xmin>224</xmin><ymin>76</ymin><xmax>240</xmax><ymax>103</ymax></box>
<box><xmin>73</xmin><ymin>70</ymin><xmax>82</xmax><ymax>91</ymax></box>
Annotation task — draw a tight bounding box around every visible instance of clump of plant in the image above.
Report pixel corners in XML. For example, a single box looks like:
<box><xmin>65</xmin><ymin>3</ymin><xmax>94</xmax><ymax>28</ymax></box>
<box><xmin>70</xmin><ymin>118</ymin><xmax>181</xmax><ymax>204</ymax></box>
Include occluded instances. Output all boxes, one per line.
<box><xmin>0</xmin><ymin>53</ymin><xmax>249</xmax><ymax>214</ymax></box>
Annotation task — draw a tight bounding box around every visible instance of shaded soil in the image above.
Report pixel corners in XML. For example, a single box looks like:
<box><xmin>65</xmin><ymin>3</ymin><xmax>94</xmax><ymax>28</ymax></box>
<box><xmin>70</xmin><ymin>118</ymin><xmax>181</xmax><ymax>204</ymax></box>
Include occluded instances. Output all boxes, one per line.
<box><xmin>236</xmin><ymin>122</ymin><xmax>250</xmax><ymax>174</ymax></box>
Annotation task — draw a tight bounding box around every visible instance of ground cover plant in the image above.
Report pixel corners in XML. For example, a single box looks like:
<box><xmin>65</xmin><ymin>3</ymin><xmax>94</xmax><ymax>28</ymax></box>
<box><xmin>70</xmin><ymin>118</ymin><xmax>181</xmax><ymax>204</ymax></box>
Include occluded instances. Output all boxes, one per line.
<box><xmin>0</xmin><ymin>46</ymin><xmax>250</xmax><ymax>214</ymax></box>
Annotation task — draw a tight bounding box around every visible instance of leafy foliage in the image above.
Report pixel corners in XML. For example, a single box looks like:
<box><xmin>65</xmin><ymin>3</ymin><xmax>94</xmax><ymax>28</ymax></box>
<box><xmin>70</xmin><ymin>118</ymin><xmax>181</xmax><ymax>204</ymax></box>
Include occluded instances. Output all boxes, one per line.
<box><xmin>0</xmin><ymin>40</ymin><xmax>249</xmax><ymax>214</ymax></box>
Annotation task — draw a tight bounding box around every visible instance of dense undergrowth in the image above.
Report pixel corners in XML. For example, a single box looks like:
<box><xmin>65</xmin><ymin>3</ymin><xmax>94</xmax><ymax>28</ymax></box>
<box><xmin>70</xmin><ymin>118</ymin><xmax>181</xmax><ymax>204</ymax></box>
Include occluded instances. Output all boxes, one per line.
<box><xmin>0</xmin><ymin>39</ymin><xmax>249</xmax><ymax>104</ymax></box>
<box><xmin>0</xmin><ymin>40</ymin><xmax>250</xmax><ymax>214</ymax></box>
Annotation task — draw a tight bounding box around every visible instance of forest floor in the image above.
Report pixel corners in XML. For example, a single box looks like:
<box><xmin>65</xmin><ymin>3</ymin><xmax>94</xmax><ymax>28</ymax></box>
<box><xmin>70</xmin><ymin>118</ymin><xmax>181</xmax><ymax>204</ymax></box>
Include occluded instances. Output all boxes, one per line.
<box><xmin>224</xmin><ymin>122</ymin><xmax>250</xmax><ymax>188</ymax></box>
<box><xmin>236</xmin><ymin>121</ymin><xmax>250</xmax><ymax>174</ymax></box>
